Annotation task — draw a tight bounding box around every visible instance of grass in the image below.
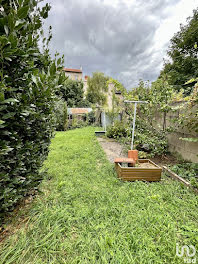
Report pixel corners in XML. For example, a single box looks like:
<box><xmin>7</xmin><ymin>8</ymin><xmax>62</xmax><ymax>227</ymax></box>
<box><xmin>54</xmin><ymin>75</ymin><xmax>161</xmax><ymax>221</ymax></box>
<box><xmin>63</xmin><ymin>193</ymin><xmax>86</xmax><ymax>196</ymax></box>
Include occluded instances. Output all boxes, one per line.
<box><xmin>0</xmin><ymin>127</ymin><xmax>198</xmax><ymax>264</ymax></box>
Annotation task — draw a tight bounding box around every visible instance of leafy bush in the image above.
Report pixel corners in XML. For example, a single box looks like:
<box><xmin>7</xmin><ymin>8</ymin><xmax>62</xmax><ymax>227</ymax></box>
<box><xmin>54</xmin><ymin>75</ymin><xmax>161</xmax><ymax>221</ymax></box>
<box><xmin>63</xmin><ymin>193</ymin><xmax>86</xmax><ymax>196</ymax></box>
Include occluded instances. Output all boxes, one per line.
<box><xmin>60</xmin><ymin>79</ymin><xmax>84</xmax><ymax>107</ymax></box>
<box><xmin>106</xmin><ymin>121</ymin><xmax>128</xmax><ymax>139</ymax></box>
<box><xmin>54</xmin><ymin>99</ymin><xmax>68</xmax><ymax>131</ymax></box>
<box><xmin>70</xmin><ymin>116</ymin><xmax>88</xmax><ymax>129</ymax></box>
<box><xmin>170</xmin><ymin>163</ymin><xmax>198</xmax><ymax>188</ymax></box>
<box><xmin>107</xmin><ymin>118</ymin><xmax>168</xmax><ymax>157</ymax></box>
<box><xmin>0</xmin><ymin>0</ymin><xmax>66</xmax><ymax>221</ymax></box>
<box><xmin>87</xmin><ymin>111</ymin><xmax>95</xmax><ymax>125</ymax></box>
<box><xmin>134</xmin><ymin>119</ymin><xmax>168</xmax><ymax>157</ymax></box>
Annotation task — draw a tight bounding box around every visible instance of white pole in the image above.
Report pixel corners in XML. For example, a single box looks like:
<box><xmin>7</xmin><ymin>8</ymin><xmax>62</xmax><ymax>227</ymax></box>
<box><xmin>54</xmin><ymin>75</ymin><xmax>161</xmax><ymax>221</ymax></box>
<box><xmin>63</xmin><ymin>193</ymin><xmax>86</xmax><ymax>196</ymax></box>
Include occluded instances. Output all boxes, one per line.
<box><xmin>131</xmin><ymin>102</ymin><xmax>137</xmax><ymax>150</ymax></box>
<box><xmin>104</xmin><ymin>112</ymin><xmax>106</xmax><ymax>132</ymax></box>
<box><xmin>124</xmin><ymin>100</ymin><xmax>148</xmax><ymax>150</ymax></box>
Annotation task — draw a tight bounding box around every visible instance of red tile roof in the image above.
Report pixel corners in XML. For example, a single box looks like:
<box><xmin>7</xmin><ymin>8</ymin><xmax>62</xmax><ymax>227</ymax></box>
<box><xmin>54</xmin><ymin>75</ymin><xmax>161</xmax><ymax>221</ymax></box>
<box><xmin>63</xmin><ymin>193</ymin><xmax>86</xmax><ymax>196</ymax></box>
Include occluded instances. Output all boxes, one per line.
<box><xmin>63</xmin><ymin>68</ymin><xmax>82</xmax><ymax>73</ymax></box>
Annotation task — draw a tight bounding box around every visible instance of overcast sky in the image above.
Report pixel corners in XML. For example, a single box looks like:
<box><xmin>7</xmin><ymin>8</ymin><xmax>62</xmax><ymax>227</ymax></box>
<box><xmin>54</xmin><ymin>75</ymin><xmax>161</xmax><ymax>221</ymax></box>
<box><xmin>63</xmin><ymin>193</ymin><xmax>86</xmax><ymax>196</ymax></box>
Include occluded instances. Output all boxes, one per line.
<box><xmin>40</xmin><ymin>0</ymin><xmax>197</xmax><ymax>89</ymax></box>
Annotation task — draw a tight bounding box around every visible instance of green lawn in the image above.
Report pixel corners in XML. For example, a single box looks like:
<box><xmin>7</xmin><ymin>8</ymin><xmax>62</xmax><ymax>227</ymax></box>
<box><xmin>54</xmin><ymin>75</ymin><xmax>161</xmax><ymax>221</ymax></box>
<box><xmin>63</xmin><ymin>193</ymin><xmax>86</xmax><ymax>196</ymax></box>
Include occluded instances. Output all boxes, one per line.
<box><xmin>0</xmin><ymin>127</ymin><xmax>197</xmax><ymax>264</ymax></box>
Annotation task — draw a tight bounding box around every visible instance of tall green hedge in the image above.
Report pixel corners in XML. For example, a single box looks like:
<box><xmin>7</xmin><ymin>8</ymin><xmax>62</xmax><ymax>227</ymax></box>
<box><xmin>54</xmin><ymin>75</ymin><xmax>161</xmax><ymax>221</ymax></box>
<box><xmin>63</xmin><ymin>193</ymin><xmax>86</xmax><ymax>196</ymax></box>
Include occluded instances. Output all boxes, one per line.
<box><xmin>0</xmin><ymin>0</ymin><xmax>66</xmax><ymax>222</ymax></box>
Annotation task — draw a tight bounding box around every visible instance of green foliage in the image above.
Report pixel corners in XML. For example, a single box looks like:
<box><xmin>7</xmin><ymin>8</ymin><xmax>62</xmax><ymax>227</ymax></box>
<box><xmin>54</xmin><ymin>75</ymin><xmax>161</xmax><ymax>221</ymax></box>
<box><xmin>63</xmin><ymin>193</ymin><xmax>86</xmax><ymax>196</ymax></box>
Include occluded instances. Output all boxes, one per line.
<box><xmin>54</xmin><ymin>99</ymin><xmax>68</xmax><ymax>131</ymax></box>
<box><xmin>60</xmin><ymin>79</ymin><xmax>85</xmax><ymax>107</ymax></box>
<box><xmin>177</xmin><ymin>82</ymin><xmax>198</xmax><ymax>142</ymax></box>
<box><xmin>106</xmin><ymin>78</ymin><xmax>125</xmax><ymax>123</ymax></box>
<box><xmin>87</xmin><ymin>111</ymin><xmax>95</xmax><ymax>125</ymax></box>
<box><xmin>128</xmin><ymin>77</ymin><xmax>174</xmax><ymax>130</ymax></box>
<box><xmin>107</xmin><ymin>118</ymin><xmax>168</xmax><ymax>157</ymax></box>
<box><xmin>0</xmin><ymin>0</ymin><xmax>66</xmax><ymax>220</ymax></box>
<box><xmin>106</xmin><ymin>121</ymin><xmax>128</xmax><ymax>139</ymax></box>
<box><xmin>134</xmin><ymin>119</ymin><xmax>169</xmax><ymax>157</ymax></box>
<box><xmin>0</xmin><ymin>127</ymin><xmax>197</xmax><ymax>263</ymax></box>
<box><xmin>86</xmin><ymin>72</ymin><xmax>109</xmax><ymax>106</ymax></box>
<box><xmin>107</xmin><ymin>78</ymin><xmax>127</xmax><ymax>96</ymax></box>
<box><xmin>170</xmin><ymin>163</ymin><xmax>198</xmax><ymax>188</ymax></box>
<box><xmin>179</xmin><ymin>137</ymin><xmax>198</xmax><ymax>143</ymax></box>
<box><xmin>161</xmin><ymin>8</ymin><xmax>198</xmax><ymax>93</ymax></box>
<box><xmin>71</xmin><ymin>116</ymin><xmax>88</xmax><ymax>129</ymax></box>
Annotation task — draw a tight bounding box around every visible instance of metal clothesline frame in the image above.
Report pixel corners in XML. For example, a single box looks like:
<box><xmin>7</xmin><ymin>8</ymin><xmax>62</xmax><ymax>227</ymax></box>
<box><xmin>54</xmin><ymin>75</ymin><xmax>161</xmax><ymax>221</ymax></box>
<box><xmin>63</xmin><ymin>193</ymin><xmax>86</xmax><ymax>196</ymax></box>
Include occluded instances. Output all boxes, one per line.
<box><xmin>124</xmin><ymin>100</ymin><xmax>148</xmax><ymax>150</ymax></box>
<box><xmin>103</xmin><ymin>111</ymin><xmax>106</xmax><ymax>132</ymax></box>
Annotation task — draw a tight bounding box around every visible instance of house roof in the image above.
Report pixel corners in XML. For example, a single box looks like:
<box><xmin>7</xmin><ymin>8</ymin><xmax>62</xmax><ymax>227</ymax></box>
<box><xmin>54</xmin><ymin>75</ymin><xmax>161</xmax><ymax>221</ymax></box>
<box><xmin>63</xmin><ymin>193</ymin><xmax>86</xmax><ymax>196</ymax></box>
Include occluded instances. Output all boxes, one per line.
<box><xmin>67</xmin><ymin>108</ymin><xmax>92</xmax><ymax>115</ymax></box>
<box><xmin>63</xmin><ymin>68</ymin><xmax>82</xmax><ymax>73</ymax></box>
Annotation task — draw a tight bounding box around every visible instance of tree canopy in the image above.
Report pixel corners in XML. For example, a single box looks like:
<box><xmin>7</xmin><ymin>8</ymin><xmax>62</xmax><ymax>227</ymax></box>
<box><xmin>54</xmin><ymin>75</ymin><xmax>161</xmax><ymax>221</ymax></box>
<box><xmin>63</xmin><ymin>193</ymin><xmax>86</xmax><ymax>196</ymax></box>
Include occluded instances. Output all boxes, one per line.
<box><xmin>86</xmin><ymin>72</ymin><xmax>109</xmax><ymax>106</ymax></box>
<box><xmin>160</xmin><ymin>8</ymin><xmax>198</xmax><ymax>94</ymax></box>
<box><xmin>60</xmin><ymin>79</ymin><xmax>85</xmax><ymax>107</ymax></box>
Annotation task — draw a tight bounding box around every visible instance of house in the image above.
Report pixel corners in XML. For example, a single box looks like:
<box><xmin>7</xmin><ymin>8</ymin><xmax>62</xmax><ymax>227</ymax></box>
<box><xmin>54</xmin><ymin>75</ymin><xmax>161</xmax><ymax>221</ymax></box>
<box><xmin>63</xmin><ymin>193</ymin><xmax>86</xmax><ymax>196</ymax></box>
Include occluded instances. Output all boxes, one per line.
<box><xmin>63</xmin><ymin>67</ymin><xmax>83</xmax><ymax>81</ymax></box>
<box><xmin>63</xmin><ymin>67</ymin><xmax>88</xmax><ymax>96</ymax></box>
<box><xmin>83</xmin><ymin>75</ymin><xmax>89</xmax><ymax>94</ymax></box>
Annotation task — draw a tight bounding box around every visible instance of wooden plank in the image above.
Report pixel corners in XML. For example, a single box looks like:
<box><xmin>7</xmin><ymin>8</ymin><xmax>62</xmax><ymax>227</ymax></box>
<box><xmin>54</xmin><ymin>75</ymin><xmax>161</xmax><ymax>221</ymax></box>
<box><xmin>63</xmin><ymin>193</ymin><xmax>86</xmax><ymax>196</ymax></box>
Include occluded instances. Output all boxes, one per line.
<box><xmin>121</xmin><ymin>176</ymin><xmax>161</xmax><ymax>181</ymax></box>
<box><xmin>163</xmin><ymin>166</ymin><xmax>198</xmax><ymax>194</ymax></box>
<box><xmin>115</xmin><ymin>159</ymin><xmax>162</xmax><ymax>182</ymax></box>
<box><xmin>114</xmin><ymin>158</ymin><xmax>135</xmax><ymax>163</ymax></box>
<box><xmin>163</xmin><ymin>166</ymin><xmax>190</xmax><ymax>186</ymax></box>
<box><xmin>121</xmin><ymin>178</ymin><xmax>160</xmax><ymax>182</ymax></box>
<box><xmin>121</xmin><ymin>168</ymin><xmax>162</xmax><ymax>172</ymax></box>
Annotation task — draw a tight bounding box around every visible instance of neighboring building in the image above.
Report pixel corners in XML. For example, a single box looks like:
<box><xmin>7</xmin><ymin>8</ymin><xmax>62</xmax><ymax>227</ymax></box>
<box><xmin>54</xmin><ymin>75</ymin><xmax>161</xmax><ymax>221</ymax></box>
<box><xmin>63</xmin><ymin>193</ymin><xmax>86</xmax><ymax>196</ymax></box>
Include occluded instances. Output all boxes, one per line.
<box><xmin>63</xmin><ymin>67</ymin><xmax>123</xmax><ymax>111</ymax></box>
<box><xmin>63</xmin><ymin>67</ymin><xmax>88</xmax><ymax>95</ymax></box>
<box><xmin>107</xmin><ymin>82</ymin><xmax>124</xmax><ymax>111</ymax></box>
<box><xmin>63</xmin><ymin>68</ymin><xmax>82</xmax><ymax>81</ymax></box>
<box><xmin>83</xmin><ymin>75</ymin><xmax>89</xmax><ymax>95</ymax></box>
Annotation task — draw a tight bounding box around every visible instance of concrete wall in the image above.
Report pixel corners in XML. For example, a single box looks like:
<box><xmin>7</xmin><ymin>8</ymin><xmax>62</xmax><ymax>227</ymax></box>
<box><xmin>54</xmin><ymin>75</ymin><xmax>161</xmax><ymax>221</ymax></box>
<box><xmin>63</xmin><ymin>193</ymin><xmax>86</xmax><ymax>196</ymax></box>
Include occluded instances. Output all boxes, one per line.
<box><xmin>107</xmin><ymin>82</ymin><xmax>114</xmax><ymax>111</ymax></box>
<box><xmin>153</xmin><ymin>101</ymin><xmax>198</xmax><ymax>163</ymax></box>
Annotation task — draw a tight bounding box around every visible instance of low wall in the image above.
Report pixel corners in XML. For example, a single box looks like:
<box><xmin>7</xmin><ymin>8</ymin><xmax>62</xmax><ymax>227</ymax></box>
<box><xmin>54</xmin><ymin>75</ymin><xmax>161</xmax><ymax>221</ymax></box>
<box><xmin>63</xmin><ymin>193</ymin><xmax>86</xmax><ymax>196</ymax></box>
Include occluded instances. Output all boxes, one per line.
<box><xmin>153</xmin><ymin>101</ymin><xmax>198</xmax><ymax>163</ymax></box>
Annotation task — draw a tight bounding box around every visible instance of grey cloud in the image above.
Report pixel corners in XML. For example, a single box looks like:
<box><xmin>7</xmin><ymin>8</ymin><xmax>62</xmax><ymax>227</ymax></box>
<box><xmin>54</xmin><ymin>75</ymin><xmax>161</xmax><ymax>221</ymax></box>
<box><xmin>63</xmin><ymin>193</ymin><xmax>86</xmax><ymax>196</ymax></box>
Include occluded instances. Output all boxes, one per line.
<box><xmin>40</xmin><ymin>0</ymin><xmax>180</xmax><ymax>89</ymax></box>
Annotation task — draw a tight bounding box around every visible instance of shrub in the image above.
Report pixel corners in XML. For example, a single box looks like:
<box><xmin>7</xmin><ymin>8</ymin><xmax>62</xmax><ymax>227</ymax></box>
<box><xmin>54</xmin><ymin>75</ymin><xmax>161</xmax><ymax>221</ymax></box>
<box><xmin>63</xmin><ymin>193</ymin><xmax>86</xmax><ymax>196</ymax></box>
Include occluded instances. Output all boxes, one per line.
<box><xmin>107</xmin><ymin>118</ymin><xmax>168</xmax><ymax>157</ymax></box>
<box><xmin>54</xmin><ymin>99</ymin><xmax>68</xmax><ymax>131</ymax></box>
<box><xmin>106</xmin><ymin>121</ymin><xmax>128</xmax><ymax>139</ymax></box>
<box><xmin>71</xmin><ymin>116</ymin><xmax>88</xmax><ymax>129</ymax></box>
<box><xmin>0</xmin><ymin>0</ymin><xmax>66</xmax><ymax>221</ymax></box>
<box><xmin>134</xmin><ymin>119</ymin><xmax>168</xmax><ymax>157</ymax></box>
<box><xmin>60</xmin><ymin>79</ymin><xmax>84</xmax><ymax>107</ymax></box>
<box><xmin>87</xmin><ymin>111</ymin><xmax>95</xmax><ymax>125</ymax></box>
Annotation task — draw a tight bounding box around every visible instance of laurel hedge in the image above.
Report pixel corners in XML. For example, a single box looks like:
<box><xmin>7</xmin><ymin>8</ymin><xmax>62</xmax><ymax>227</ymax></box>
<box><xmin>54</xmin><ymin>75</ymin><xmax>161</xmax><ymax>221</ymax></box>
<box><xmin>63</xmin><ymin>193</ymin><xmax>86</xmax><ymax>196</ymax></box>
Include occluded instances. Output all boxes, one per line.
<box><xmin>0</xmin><ymin>0</ymin><xmax>66</xmax><ymax>222</ymax></box>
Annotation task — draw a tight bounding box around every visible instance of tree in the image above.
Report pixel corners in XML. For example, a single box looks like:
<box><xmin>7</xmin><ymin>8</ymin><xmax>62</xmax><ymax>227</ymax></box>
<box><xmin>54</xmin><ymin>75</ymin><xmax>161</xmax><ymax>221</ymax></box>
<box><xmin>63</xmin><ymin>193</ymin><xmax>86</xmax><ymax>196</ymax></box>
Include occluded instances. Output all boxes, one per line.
<box><xmin>0</xmin><ymin>0</ymin><xmax>66</xmax><ymax>220</ymax></box>
<box><xmin>128</xmin><ymin>77</ymin><xmax>173</xmax><ymax>130</ymax></box>
<box><xmin>86</xmin><ymin>72</ymin><xmax>109</xmax><ymax>106</ymax></box>
<box><xmin>60</xmin><ymin>79</ymin><xmax>85</xmax><ymax>107</ymax></box>
<box><xmin>161</xmin><ymin>8</ymin><xmax>198</xmax><ymax>94</ymax></box>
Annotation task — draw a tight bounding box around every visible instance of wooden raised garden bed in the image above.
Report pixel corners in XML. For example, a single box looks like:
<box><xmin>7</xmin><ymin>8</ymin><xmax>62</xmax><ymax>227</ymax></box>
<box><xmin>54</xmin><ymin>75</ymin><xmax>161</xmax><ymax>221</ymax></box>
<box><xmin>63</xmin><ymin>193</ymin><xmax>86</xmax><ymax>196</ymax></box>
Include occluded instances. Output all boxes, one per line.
<box><xmin>115</xmin><ymin>159</ymin><xmax>162</xmax><ymax>182</ymax></box>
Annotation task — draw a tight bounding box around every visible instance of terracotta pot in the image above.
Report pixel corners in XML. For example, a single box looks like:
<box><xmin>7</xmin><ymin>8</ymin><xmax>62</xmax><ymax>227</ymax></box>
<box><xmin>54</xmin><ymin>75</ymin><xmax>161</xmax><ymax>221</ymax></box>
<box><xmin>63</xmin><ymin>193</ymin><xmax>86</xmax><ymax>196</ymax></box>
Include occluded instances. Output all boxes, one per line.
<box><xmin>128</xmin><ymin>150</ymin><xmax>138</xmax><ymax>163</ymax></box>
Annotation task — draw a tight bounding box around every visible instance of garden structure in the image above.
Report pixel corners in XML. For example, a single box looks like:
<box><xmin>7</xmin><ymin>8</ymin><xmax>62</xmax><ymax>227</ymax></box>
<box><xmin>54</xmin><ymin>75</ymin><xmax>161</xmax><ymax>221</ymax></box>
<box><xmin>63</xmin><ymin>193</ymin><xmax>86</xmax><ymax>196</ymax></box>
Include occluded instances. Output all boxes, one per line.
<box><xmin>114</xmin><ymin>101</ymin><xmax>162</xmax><ymax>181</ymax></box>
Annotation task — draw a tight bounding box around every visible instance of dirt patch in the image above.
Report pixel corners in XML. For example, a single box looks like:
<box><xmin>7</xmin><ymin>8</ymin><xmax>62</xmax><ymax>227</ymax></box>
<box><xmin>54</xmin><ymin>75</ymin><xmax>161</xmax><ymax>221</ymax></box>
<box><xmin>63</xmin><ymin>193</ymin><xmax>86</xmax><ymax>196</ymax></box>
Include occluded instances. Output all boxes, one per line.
<box><xmin>151</xmin><ymin>154</ymin><xmax>181</xmax><ymax>167</ymax></box>
<box><xmin>137</xmin><ymin>162</ymin><xmax>156</xmax><ymax>168</ymax></box>
<box><xmin>97</xmin><ymin>137</ymin><xmax>127</xmax><ymax>163</ymax></box>
<box><xmin>0</xmin><ymin>192</ymin><xmax>37</xmax><ymax>243</ymax></box>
